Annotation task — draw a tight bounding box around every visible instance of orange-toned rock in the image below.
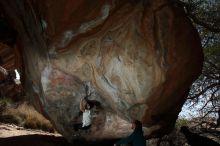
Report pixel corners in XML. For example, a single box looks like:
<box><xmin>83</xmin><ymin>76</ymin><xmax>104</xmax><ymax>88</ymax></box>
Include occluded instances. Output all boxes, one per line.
<box><xmin>0</xmin><ymin>0</ymin><xmax>203</xmax><ymax>141</ymax></box>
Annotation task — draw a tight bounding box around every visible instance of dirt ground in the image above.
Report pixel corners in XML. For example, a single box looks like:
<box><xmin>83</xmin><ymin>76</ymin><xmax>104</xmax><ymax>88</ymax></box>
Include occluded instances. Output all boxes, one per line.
<box><xmin>0</xmin><ymin>123</ymin><xmax>117</xmax><ymax>146</ymax></box>
<box><xmin>1</xmin><ymin>122</ymin><xmax>219</xmax><ymax>146</ymax></box>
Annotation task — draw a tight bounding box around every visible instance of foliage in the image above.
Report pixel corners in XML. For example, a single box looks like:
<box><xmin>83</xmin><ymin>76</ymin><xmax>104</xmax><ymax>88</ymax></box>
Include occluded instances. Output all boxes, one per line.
<box><xmin>178</xmin><ymin>0</ymin><xmax>220</xmax><ymax>126</ymax></box>
<box><xmin>0</xmin><ymin>100</ymin><xmax>55</xmax><ymax>133</ymax></box>
<box><xmin>175</xmin><ymin>118</ymin><xmax>189</xmax><ymax>129</ymax></box>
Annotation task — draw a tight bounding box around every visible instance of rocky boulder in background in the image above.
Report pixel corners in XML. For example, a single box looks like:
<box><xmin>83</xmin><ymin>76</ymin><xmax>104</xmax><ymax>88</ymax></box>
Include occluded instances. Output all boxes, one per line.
<box><xmin>0</xmin><ymin>0</ymin><xmax>203</xmax><ymax>141</ymax></box>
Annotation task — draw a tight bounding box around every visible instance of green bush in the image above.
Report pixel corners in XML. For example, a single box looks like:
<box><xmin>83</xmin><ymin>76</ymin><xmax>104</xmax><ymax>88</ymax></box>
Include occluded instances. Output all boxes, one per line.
<box><xmin>175</xmin><ymin>118</ymin><xmax>189</xmax><ymax>129</ymax></box>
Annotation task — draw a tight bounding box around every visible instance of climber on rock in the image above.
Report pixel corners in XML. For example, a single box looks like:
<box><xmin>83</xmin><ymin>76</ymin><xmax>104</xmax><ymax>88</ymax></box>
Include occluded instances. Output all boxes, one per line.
<box><xmin>73</xmin><ymin>96</ymin><xmax>93</xmax><ymax>131</ymax></box>
<box><xmin>80</xmin><ymin>97</ymin><xmax>92</xmax><ymax>130</ymax></box>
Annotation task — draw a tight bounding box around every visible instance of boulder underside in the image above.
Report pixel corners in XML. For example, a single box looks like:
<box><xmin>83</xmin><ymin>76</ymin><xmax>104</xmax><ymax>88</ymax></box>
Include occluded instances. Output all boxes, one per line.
<box><xmin>0</xmin><ymin>0</ymin><xmax>203</xmax><ymax>141</ymax></box>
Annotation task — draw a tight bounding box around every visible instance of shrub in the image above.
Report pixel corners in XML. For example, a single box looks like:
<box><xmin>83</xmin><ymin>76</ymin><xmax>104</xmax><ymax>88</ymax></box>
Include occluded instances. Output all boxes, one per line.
<box><xmin>0</xmin><ymin>101</ymin><xmax>55</xmax><ymax>133</ymax></box>
<box><xmin>175</xmin><ymin>118</ymin><xmax>189</xmax><ymax>129</ymax></box>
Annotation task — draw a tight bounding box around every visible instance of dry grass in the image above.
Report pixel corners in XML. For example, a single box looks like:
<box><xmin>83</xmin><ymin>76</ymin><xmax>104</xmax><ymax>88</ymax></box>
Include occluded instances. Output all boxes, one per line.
<box><xmin>0</xmin><ymin>100</ymin><xmax>55</xmax><ymax>133</ymax></box>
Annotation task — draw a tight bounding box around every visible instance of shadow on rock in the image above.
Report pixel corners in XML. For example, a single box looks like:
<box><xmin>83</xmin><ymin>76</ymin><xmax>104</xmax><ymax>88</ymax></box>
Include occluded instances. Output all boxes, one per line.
<box><xmin>0</xmin><ymin>134</ymin><xmax>118</xmax><ymax>146</ymax></box>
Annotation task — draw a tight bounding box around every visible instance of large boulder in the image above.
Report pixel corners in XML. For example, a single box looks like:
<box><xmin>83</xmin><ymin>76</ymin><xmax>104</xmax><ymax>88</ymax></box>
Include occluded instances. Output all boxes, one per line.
<box><xmin>0</xmin><ymin>0</ymin><xmax>203</xmax><ymax>141</ymax></box>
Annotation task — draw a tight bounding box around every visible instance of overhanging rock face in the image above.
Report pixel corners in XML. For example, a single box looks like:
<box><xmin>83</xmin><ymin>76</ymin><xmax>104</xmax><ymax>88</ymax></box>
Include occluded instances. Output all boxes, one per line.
<box><xmin>0</xmin><ymin>0</ymin><xmax>203</xmax><ymax>141</ymax></box>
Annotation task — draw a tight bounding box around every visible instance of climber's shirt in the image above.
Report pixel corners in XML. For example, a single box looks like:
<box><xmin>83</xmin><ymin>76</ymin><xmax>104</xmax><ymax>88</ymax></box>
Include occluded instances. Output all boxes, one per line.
<box><xmin>82</xmin><ymin>109</ymin><xmax>92</xmax><ymax>127</ymax></box>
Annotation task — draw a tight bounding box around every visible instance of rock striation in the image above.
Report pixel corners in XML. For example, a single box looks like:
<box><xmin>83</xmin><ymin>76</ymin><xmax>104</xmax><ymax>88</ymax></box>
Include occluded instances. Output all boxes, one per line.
<box><xmin>0</xmin><ymin>0</ymin><xmax>203</xmax><ymax>141</ymax></box>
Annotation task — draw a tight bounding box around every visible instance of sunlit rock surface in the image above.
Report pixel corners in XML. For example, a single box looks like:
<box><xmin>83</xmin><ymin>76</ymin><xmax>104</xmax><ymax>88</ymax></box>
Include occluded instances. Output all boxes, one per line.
<box><xmin>0</xmin><ymin>0</ymin><xmax>203</xmax><ymax>141</ymax></box>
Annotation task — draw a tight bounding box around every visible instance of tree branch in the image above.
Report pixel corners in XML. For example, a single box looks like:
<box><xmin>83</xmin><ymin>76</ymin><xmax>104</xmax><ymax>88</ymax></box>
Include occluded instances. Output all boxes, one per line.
<box><xmin>199</xmin><ymin>88</ymin><xmax>219</xmax><ymax>111</ymax></box>
<box><xmin>177</xmin><ymin>0</ymin><xmax>220</xmax><ymax>33</ymax></box>
<box><xmin>188</xmin><ymin>82</ymin><xmax>220</xmax><ymax>99</ymax></box>
<box><xmin>188</xmin><ymin>13</ymin><xmax>220</xmax><ymax>33</ymax></box>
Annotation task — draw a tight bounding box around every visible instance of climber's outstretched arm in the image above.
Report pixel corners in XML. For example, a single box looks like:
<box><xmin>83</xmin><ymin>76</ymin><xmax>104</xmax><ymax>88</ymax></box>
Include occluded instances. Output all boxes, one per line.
<box><xmin>80</xmin><ymin>98</ymin><xmax>85</xmax><ymax>112</ymax></box>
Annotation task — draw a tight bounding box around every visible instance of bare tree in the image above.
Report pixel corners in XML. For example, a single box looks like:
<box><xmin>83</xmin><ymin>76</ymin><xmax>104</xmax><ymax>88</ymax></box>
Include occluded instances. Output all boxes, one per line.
<box><xmin>178</xmin><ymin>0</ymin><xmax>220</xmax><ymax>127</ymax></box>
